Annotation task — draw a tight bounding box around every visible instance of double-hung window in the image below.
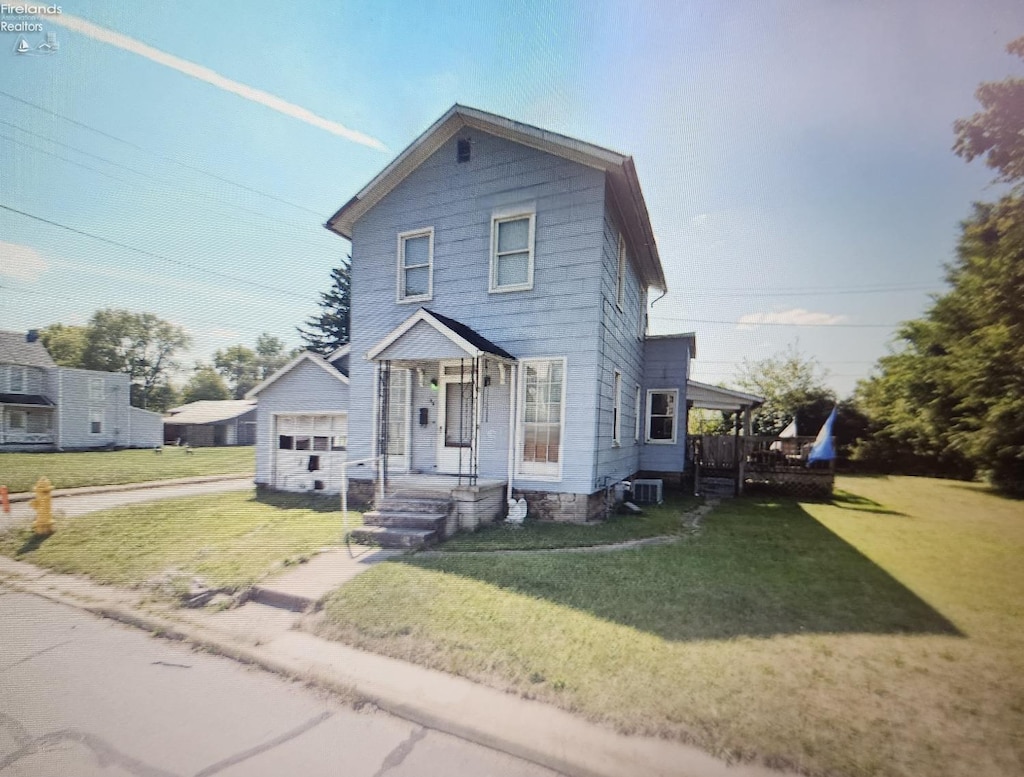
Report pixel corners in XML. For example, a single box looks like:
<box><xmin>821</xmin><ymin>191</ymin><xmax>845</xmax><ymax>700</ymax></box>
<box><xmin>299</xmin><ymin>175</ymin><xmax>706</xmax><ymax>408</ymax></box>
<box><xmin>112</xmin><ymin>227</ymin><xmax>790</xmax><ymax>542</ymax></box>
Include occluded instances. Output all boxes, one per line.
<box><xmin>645</xmin><ymin>389</ymin><xmax>678</xmax><ymax>444</ymax></box>
<box><xmin>490</xmin><ymin>210</ymin><xmax>535</xmax><ymax>292</ymax></box>
<box><xmin>9</xmin><ymin>366</ymin><xmax>25</xmax><ymax>393</ymax></box>
<box><xmin>519</xmin><ymin>358</ymin><xmax>565</xmax><ymax>478</ymax></box>
<box><xmin>397</xmin><ymin>228</ymin><xmax>433</xmax><ymax>302</ymax></box>
<box><xmin>89</xmin><ymin>409</ymin><xmax>104</xmax><ymax>435</ymax></box>
<box><xmin>89</xmin><ymin>377</ymin><xmax>105</xmax><ymax>402</ymax></box>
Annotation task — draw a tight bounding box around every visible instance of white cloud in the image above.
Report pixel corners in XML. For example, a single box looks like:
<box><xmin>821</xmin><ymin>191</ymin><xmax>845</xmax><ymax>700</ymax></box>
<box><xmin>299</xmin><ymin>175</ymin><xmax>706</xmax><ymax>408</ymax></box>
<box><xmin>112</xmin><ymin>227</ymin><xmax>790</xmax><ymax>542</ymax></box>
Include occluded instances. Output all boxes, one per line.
<box><xmin>0</xmin><ymin>241</ymin><xmax>49</xmax><ymax>281</ymax></box>
<box><xmin>737</xmin><ymin>308</ymin><xmax>847</xmax><ymax>329</ymax></box>
<box><xmin>39</xmin><ymin>12</ymin><xmax>387</xmax><ymax>151</ymax></box>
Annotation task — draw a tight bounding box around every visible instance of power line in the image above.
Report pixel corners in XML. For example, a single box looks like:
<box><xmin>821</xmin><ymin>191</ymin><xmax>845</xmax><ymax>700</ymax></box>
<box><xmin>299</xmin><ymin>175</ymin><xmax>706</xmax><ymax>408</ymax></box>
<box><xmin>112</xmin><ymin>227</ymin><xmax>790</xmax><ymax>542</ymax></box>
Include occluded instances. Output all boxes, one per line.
<box><xmin>0</xmin><ymin>89</ymin><xmax>329</xmax><ymax>219</ymax></box>
<box><xmin>682</xmin><ymin>285</ymin><xmax>937</xmax><ymax>299</ymax></box>
<box><xmin>657</xmin><ymin>316</ymin><xmax>899</xmax><ymax>329</ymax></box>
<box><xmin>0</xmin><ymin>204</ymin><xmax>311</xmax><ymax>302</ymax></box>
<box><xmin>0</xmin><ymin>119</ymin><xmax>334</xmax><ymax>241</ymax></box>
<box><xmin>0</xmin><ymin>133</ymin><xmax>130</xmax><ymax>183</ymax></box>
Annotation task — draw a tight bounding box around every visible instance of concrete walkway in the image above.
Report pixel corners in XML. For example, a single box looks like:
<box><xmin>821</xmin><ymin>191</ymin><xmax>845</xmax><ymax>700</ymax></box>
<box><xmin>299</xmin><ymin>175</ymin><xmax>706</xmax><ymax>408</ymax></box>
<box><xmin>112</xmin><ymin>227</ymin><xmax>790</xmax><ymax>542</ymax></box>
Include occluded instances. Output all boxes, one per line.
<box><xmin>0</xmin><ymin>553</ymin><xmax>789</xmax><ymax>777</ymax></box>
<box><xmin>3</xmin><ymin>475</ymin><xmax>253</xmax><ymax>521</ymax></box>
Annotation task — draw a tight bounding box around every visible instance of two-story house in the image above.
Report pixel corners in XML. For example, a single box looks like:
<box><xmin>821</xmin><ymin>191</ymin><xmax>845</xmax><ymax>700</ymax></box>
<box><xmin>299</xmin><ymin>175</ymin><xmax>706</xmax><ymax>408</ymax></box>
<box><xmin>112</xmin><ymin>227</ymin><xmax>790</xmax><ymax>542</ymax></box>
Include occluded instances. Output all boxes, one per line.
<box><xmin>324</xmin><ymin>106</ymin><xmax>698</xmax><ymax>530</ymax></box>
<box><xmin>0</xmin><ymin>330</ymin><xmax>163</xmax><ymax>451</ymax></box>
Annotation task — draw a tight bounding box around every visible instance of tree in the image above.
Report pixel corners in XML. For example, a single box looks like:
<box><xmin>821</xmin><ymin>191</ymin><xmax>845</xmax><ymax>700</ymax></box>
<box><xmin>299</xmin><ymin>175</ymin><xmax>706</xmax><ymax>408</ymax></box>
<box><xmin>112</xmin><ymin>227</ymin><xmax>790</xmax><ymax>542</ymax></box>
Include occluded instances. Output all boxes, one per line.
<box><xmin>182</xmin><ymin>364</ymin><xmax>230</xmax><ymax>403</ymax></box>
<box><xmin>952</xmin><ymin>37</ymin><xmax>1024</xmax><ymax>188</ymax></box>
<box><xmin>255</xmin><ymin>332</ymin><xmax>288</xmax><ymax>379</ymax></box>
<box><xmin>856</xmin><ymin>39</ymin><xmax>1024</xmax><ymax>493</ymax></box>
<box><xmin>213</xmin><ymin>345</ymin><xmax>259</xmax><ymax>399</ymax></box>
<box><xmin>79</xmin><ymin>309</ymin><xmax>190</xmax><ymax>410</ymax></box>
<box><xmin>39</xmin><ymin>323</ymin><xmax>88</xmax><ymax>366</ymax></box>
<box><xmin>734</xmin><ymin>345</ymin><xmax>835</xmax><ymax>436</ymax></box>
<box><xmin>297</xmin><ymin>262</ymin><xmax>351</xmax><ymax>355</ymax></box>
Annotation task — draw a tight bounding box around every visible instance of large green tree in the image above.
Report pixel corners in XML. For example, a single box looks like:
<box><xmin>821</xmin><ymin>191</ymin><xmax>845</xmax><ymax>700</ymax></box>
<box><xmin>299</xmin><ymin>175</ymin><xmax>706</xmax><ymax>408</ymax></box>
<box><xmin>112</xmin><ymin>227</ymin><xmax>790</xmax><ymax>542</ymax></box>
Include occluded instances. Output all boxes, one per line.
<box><xmin>734</xmin><ymin>345</ymin><xmax>835</xmax><ymax>436</ymax></box>
<box><xmin>213</xmin><ymin>344</ymin><xmax>260</xmax><ymax>399</ymax></box>
<box><xmin>856</xmin><ymin>37</ymin><xmax>1024</xmax><ymax>493</ymax></box>
<box><xmin>182</xmin><ymin>364</ymin><xmax>231</xmax><ymax>403</ymax></box>
<box><xmin>39</xmin><ymin>323</ymin><xmax>88</xmax><ymax>366</ymax></box>
<box><xmin>76</xmin><ymin>309</ymin><xmax>190</xmax><ymax>411</ymax></box>
<box><xmin>297</xmin><ymin>262</ymin><xmax>351</xmax><ymax>355</ymax></box>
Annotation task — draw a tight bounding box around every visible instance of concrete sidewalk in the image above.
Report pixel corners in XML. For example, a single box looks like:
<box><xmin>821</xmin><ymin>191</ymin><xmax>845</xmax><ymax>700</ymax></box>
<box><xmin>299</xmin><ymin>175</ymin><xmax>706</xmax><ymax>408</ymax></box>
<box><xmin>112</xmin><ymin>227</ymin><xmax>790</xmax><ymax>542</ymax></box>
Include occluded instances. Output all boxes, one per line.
<box><xmin>0</xmin><ymin>554</ymin><xmax>788</xmax><ymax>777</ymax></box>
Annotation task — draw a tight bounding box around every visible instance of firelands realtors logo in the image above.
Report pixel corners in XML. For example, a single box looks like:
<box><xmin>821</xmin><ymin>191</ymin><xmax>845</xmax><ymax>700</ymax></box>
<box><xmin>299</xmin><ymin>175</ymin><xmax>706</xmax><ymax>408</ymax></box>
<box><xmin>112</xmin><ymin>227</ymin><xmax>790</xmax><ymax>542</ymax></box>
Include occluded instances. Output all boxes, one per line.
<box><xmin>2</xmin><ymin>4</ymin><xmax>61</xmax><ymax>55</ymax></box>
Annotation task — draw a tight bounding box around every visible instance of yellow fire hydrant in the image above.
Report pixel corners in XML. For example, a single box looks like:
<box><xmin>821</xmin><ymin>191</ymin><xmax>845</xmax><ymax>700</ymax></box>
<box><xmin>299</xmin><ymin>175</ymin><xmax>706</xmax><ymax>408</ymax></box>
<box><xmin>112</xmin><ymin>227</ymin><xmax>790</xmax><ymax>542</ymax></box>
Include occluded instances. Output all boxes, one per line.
<box><xmin>28</xmin><ymin>476</ymin><xmax>54</xmax><ymax>536</ymax></box>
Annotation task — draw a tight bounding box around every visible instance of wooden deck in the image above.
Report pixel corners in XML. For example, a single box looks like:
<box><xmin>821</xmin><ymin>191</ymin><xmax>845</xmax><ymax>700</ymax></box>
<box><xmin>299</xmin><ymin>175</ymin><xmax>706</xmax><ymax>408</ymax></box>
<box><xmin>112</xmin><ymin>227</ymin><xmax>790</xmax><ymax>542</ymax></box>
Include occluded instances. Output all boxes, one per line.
<box><xmin>689</xmin><ymin>435</ymin><xmax>835</xmax><ymax>498</ymax></box>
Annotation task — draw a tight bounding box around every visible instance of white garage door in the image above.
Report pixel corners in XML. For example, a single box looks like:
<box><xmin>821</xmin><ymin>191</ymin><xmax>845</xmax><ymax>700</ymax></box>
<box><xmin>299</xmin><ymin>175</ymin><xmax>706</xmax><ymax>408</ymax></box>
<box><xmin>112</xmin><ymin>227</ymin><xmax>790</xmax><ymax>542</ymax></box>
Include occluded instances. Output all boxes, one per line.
<box><xmin>273</xmin><ymin>414</ymin><xmax>348</xmax><ymax>493</ymax></box>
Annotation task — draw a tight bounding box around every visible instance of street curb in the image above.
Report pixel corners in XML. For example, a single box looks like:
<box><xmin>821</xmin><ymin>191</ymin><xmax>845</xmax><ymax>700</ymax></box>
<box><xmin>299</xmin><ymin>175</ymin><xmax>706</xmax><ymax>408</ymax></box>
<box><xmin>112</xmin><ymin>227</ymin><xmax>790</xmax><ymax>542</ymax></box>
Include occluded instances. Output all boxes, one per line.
<box><xmin>6</xmin><ymin>474</ymin><xmax>253</xmax><ymax>503</ymax></box>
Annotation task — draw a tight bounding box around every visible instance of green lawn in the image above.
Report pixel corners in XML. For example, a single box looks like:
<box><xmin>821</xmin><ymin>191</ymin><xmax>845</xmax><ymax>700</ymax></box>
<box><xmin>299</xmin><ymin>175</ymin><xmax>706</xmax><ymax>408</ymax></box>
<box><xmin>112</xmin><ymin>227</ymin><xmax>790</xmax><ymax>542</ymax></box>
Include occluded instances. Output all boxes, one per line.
<box><xmin>314</xmin><ymin>476</ymin><xmax>1024</xmax><ymax>777</ymax></box>
<box><xmin>0</xmin><ymin>447</ymin><xmax>254</xmax><ymax>492</ymax></box>
<box><xmin>438</xmin><ymin>495</ymin><xmax>702</xmax><ymax>551</ymax></box>
<box><xmin>0</xmin><ymin>490</ymin><xmax>359</xmax><ymax>591</ymax></box>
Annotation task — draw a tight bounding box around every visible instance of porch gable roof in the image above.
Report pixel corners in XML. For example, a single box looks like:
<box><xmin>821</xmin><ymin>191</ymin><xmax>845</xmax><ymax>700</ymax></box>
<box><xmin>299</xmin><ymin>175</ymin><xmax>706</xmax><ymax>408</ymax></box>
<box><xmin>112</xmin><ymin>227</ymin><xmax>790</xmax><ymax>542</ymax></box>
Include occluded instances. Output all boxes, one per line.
<box><xmin>686</xmin><ymin>379</ymin><xmax>764</xmax><ymax>412</ymax></box>
<box><xmin>367</xmin><ymin>308</ymin><xmax>515</xmax><ymax>363</ymax></box>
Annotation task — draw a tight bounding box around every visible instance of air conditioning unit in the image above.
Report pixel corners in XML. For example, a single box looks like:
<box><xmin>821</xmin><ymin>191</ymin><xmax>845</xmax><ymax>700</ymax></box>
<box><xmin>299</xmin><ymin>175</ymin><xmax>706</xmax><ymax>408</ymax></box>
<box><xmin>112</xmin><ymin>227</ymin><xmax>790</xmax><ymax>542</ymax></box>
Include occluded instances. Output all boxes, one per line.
<box><xmin>631</xmin><ymin>479</ymin><xmax>663</xmax><ymax>505</ymax></box>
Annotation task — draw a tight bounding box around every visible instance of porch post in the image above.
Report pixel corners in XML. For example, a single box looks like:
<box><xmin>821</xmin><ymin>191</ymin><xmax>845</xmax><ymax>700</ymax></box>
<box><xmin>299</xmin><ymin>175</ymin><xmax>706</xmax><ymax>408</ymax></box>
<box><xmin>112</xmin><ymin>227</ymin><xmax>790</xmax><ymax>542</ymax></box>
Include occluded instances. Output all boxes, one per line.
<box><xmin>472</xmin><ymin>357</ymin><xmax>481</xmax><ymax>485</ymax></box>
<box><xmin>506</xmin><ymin>362</ymin><xmax>518</xmax><ymax>504</ymax></box>
<box><xmin>733</xmin><ymin>408</ymin><xmax>742</xmax><ymax>496</ymax></box>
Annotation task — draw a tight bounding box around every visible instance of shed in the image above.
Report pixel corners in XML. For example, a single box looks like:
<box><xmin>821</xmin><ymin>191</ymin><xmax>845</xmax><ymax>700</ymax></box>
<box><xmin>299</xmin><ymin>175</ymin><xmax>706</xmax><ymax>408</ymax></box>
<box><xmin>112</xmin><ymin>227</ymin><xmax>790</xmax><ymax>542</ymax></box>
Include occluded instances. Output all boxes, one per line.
<box><xmin>163</xmin><ymin>399</ymin><xmax>257</xmax><ymax>447</ymax></box>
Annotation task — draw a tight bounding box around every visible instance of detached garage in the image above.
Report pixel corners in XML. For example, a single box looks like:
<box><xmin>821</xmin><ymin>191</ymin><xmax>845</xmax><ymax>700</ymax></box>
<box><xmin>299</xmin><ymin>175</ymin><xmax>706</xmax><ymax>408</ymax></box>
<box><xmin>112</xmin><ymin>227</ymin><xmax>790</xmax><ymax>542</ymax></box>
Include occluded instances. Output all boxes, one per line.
<box><xmin>247</xmin><ymin>347</ymin><xmax>349</xmax><ymax>494</ymax></box>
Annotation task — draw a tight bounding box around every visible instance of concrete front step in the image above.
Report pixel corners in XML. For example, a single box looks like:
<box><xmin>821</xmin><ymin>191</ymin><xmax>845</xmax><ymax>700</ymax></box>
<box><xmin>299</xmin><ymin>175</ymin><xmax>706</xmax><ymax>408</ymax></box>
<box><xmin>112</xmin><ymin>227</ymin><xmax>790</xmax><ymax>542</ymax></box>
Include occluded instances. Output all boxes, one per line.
<box><xmin>247</xmin><ymin>586</ymin><xmax>316</xmax><ymax>613</ymax></box>
<box><xmin>349</xmin><ymin>526</ymin><xmax>438</xmax><ymax>549</ymax></box>
<box><xmin>379</xmin><ymin>496</ymin><xmax>453</xmax><ymax>513</ymax></box>
<box><xmin>364</xmin><ymin>511</ymin><xmax>447</xmax><ymax>531</ymax></box>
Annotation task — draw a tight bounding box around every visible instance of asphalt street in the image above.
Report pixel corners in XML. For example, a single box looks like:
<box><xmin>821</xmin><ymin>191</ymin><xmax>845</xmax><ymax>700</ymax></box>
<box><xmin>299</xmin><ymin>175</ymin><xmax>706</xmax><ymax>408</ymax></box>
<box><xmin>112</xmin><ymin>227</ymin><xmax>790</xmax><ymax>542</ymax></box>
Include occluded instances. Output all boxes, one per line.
<box><xmin>0</xmin><ymin>588</ymin><xmax>561</xmax><ymax>777</ymax></box>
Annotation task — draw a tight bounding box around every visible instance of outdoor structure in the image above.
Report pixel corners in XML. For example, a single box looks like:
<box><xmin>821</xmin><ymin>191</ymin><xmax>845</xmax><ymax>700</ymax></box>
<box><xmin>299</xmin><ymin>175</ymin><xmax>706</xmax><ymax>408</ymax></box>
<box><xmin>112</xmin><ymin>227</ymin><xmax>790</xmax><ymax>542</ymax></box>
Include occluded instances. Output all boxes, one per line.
<box><xmin>247</xmin><ymin>347</ymin><xmax>349</xmax><ymax>494</ymax></box>
<box><xmin>163</xmin><ymin>399</ymin><xmax>256</xmax><ymax>447</ymax></box>
<box><xmin>0</xmin><ymin>329</ymin><xmax>163</xmax><ymax>451</ymax></box>
<box><xmin>325</xmin><ymin>105</ymin><xmax>698</xmax><ymax>535</ymax></box>
<box><xmin>685</xmin><ymin>379</ymin><xmax>834</xmax><ymax>498</ymax></box>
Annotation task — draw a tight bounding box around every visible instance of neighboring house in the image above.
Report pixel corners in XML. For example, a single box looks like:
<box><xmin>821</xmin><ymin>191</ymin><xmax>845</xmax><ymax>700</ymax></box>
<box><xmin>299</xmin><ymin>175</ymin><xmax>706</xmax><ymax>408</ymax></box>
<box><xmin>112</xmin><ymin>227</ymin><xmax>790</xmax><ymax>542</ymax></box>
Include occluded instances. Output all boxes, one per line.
<box><xmin>246</xmin><ymin>346</ymin><xmax>350</xmax><ymax>494</ymax></box>
<box><xmin>324</xmin><ymin>105</ymin><xmax>700</xmax><ymax>525</ymax></box>
<box><xmin>163</xmin><ymin>400</ymin><xmax>257</xmax><ymax>447</ymax></box>
<box><xmin>0</xmin><ymin>329</ymin><xmax>162</xmax><ymax>451</ymax></box>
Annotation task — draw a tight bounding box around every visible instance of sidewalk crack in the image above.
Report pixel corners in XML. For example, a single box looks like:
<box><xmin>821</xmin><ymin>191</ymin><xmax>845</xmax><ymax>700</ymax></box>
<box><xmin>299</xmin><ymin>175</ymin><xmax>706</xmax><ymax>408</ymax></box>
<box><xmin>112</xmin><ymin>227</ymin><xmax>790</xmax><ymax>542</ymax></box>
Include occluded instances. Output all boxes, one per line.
<box><xmin>192</xmin><ymin>710</ymin><xmax>332</xmax><ymax>777</ymax></box>
<box><xmin>372</xmin><ymin>726</ymin><xmax>427</xmax><ymax>777</ymax></box>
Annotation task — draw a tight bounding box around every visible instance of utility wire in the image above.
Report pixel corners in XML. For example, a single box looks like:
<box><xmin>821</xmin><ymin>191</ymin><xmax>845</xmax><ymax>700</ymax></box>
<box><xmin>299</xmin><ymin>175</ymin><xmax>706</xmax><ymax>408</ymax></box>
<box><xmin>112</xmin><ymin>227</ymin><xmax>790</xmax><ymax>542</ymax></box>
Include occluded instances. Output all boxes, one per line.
<box><xmin>0</xmin><ymin>89</ymin><xmax>329</xmax><ymax>218</ymax></box>
<box><xmin>0</xmin><ymin>204</ymin><xmax>310</xmax><ymax>301</ymax></box>
<box><xmin>0</xmin><ymin>133</ymin><xmax>130</xmax><ymax>183</ymax></box>
<box><xmin>0</xmin><ymin>119</ymin><xmax>334</xmax><ymax>241</ymax></box>
<box><xmin>657</xmin><ymin>316</ymin><xmax>899</xmax><ymax>329</ymax></box>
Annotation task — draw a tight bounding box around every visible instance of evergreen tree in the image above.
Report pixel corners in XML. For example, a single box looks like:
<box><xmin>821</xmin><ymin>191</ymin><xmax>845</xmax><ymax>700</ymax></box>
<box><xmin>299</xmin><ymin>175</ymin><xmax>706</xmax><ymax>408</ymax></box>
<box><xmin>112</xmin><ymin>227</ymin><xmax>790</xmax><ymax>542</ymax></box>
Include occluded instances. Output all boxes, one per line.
<box><xmin>298</xmin><ymin>262</ymin><xmax>351</xmax><ymax>355</ymax></box>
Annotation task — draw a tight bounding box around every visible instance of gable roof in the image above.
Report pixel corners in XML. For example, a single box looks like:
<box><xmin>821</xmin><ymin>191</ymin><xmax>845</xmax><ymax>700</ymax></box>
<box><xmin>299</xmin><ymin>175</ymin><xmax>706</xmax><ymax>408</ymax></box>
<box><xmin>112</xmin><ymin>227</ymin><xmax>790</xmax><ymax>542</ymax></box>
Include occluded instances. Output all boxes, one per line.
<box><xmin>325</xmin><ymin>104</ymin><xmax>667</xmax><ymax>292</ymax></box>
<box><xmin>367</xmin><ymin>308</ymin><xmax>515</xmax><ymax>363</ymax></box>
<box><xmin>164</xmin><ymin>399</ymin><xmax>256</xmax><ymax>424</ymax></box>
<box><xmin>245</xmin><ymin>350</ymin><xmax>349</xmax><ymax>398</ymax></box>
<box><xmin>0</xmin><ymin>330</ymin><xmax>56</xmax><ymax>368</ymax></box>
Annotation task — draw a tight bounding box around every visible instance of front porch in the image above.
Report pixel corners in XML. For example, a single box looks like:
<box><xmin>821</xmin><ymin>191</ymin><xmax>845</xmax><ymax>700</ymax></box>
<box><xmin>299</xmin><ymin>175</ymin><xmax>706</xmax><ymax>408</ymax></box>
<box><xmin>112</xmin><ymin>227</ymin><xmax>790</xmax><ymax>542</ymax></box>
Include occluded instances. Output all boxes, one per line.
<box><xmin>1</xmin><ymin>401</ymin><xmax>56</xmax><ymax>449</ymax></box>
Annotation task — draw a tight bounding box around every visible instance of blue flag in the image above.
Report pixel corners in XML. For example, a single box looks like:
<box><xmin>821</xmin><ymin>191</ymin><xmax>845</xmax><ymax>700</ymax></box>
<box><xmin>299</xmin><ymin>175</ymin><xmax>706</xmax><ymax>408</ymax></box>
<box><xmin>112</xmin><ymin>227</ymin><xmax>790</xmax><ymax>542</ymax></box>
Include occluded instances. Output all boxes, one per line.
<box><xmin>807</xmin><ymin>407</ymin><xmax>838</xmax><ymax>464</ymax></box>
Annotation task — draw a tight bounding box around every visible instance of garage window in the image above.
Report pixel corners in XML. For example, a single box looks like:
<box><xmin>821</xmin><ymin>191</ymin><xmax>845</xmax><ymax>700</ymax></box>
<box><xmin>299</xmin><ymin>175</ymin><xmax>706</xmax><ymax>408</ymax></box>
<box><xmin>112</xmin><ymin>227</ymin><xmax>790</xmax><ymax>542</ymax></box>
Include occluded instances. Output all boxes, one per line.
<box><xmin>295</xmin><ymin>437</ymin><xmax>311</xmax><ymax>451</ymax></box>
<box><xmin>313</xmin><ymin>436</ymin><xmax>330</xmax><ymax>451</ymax></box>
<box><xmin>331</xmin><ymin>436</ymin><xmax>347</xmax><ymax>451</ymax></box>
<box><xmin>279</xmin><ymin>435</ymin><xmax>294</xmax><ymax>450</ymax></box>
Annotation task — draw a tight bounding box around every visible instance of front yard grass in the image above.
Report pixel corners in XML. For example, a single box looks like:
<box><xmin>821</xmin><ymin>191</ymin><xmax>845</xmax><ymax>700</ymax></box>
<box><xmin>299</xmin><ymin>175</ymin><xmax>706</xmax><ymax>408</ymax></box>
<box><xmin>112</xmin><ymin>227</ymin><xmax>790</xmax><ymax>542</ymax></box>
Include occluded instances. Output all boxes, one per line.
<box><xmin>0</xmin><ymin>490</ymin><xmax>359</xmax><ymax>591</ymax></box>
<box><xmin>0</xmin><ymin>447</ymin><xmax>255</xmax><ymax>492</ymax></box>
<box><xmin>313</xmin><ymin>476</ymin><xmax>1024</xmax><ymax>777</ymax></box>
<box><xmin>439</xmin><ymin>494</ymin><xmax>702</xmax><ymax>551</ymax></box>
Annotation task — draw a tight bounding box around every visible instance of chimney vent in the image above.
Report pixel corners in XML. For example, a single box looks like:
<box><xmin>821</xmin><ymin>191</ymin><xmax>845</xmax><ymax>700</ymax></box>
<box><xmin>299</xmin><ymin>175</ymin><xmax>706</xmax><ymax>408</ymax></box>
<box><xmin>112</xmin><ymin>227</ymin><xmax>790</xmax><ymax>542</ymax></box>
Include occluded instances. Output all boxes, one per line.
<box><xmin>26</xmin><ymin>329</ymin><xmax>39</xmax><ymax>343</ymax></box>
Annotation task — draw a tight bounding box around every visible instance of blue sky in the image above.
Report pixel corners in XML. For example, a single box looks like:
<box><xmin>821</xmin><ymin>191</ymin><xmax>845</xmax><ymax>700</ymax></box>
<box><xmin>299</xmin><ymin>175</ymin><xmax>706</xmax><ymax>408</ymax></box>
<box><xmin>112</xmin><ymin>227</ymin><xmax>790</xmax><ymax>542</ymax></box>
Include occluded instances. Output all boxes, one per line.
<box><xmin>1</xmin><ymin>0</ymin><xmax>1021</xmax><ymax>396</ymax></box>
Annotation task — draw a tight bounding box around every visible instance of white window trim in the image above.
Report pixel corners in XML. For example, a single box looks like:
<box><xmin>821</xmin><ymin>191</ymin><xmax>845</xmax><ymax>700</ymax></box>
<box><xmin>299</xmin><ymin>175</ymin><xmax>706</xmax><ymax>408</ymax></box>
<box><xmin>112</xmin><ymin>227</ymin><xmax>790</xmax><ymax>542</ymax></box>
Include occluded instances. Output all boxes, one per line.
<box><xmin>89</xmin><ymin>409</ymin><xmax>104</xmax><ymax>435</ymax></box>
<box><xmin>645</xmin><ymin>388</ymin><xmax>678</xmax><ymax>445</ymax></box>
<box><xmin>9</xmin><ymin>366</ymin><xmax>26</xmax><ymax>393</ymax></box>
<box><xmin>634</xmin><ymin>384</ymin><xmax>642</xmax><ymax>443</ymax></box>
<box><xmin>612</xmin><ymin>369</ymin><xmax>621</xmax><ymax>446</ymax></box>
<box><xmin>515</xmin><ymin>356</ymin><xmax>566</xmax><ymax>482</ymax></box>
<box><xmin>489</xmin><ymin>210</ymin><xmax>536</xmax><ymax>293</ymax></box>
<box><xmin>616</xmin><ymin>233</ymin><xmax>627</xmax><ymax>312</ymax></box>
<box><xmin>396</xmin><ymin>227</ymin><xmax>434</xmax><ymax>303</ymax></box>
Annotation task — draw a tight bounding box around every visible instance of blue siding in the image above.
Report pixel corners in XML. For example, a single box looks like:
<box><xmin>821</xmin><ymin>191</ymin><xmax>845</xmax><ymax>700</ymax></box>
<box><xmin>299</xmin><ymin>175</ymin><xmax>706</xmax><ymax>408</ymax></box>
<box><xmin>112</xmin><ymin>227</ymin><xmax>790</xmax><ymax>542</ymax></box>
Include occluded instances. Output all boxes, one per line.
<box><xmin>640</xmin><ymin>337</ymin><xmax>692</xmax><ymax>473</ymax></box>
<box><xmin>347</xmin><ymin>131</ymin><xmax>608</xmax><ymax>494</ymax></box>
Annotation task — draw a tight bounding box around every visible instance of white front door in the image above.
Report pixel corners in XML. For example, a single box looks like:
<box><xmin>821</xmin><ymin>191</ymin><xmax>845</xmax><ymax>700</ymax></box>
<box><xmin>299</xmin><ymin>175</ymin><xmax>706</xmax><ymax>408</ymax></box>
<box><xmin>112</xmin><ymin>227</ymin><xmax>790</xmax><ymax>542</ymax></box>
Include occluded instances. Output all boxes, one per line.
<box><xmin>436</xmin><ymin>373</ymin><xmax>473</xmax><ymax>473</ymax></box>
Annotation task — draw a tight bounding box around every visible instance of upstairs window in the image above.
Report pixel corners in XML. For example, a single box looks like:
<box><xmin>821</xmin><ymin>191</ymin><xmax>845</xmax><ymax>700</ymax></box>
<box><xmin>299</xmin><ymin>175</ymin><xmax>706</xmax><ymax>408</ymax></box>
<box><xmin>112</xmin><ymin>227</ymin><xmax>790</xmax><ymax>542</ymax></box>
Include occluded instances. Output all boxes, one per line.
<box><xmin>89</xmin><ymin>377</ymin><xmax>105</xmax><ymax>402</ymax></box>
<box><xmin>397</xmin><ymin>228</ymin><xmax>433</xmax><ymax>302</ymax></box>
<box><xmin>490</xmin><ymin>211</ymin><xmax>535</xmax><ymax>292</ymax></box>
<box><xmin>9</xmin><ymin>366</ymin><xmax>26</xmax><ymax>393</ymax></box>
<box><xmin>645</xmin><ymin>389</ymin><xmax>677</xmax><ymax>444</ymax></box>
